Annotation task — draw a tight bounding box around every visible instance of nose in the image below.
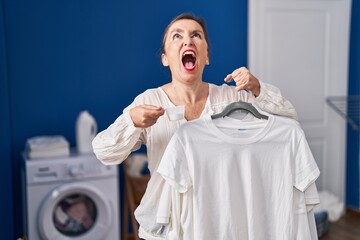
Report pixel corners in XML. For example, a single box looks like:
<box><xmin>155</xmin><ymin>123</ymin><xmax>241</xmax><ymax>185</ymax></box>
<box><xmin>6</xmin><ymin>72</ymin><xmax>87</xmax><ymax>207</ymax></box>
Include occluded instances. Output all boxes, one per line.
<box><xmin>184</xmin><ymin>36</ymin><xmax>193</xmax><ymax>46</ymax></box>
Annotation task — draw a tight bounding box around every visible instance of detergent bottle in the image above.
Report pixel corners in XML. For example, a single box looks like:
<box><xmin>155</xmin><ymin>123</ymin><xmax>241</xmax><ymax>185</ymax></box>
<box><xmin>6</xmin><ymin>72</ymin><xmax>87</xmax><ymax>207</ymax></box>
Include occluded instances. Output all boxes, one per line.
<box><xmin>76</xmin><ymin>110</ymin><xmax>97</xmax><ymax>154</ymax></box>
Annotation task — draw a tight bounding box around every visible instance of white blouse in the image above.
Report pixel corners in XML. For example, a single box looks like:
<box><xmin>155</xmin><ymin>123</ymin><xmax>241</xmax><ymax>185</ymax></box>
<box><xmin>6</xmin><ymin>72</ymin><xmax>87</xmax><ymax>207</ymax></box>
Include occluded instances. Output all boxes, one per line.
<box><xmin>92</xmin><ymin>82</ymin><xmax>298</xmax><ymax>239</ymax></box>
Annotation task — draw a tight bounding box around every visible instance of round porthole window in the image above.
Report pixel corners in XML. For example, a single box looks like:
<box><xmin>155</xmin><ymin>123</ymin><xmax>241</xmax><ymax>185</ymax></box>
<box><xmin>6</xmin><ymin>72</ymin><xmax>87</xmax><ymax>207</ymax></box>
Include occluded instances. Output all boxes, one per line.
<box><xmin>38</xmin><ymin>183</ymin><xmax>112</xmax><ymax>240</ymax></box>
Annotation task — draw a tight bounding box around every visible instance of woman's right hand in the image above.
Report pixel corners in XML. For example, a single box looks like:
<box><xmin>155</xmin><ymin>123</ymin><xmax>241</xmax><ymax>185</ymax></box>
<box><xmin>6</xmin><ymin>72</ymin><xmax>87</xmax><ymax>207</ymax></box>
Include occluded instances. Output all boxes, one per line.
<box><xmin>129</xmin><ymin>105</ymin><xmax>165</xmax><ymax>128</ymax></box>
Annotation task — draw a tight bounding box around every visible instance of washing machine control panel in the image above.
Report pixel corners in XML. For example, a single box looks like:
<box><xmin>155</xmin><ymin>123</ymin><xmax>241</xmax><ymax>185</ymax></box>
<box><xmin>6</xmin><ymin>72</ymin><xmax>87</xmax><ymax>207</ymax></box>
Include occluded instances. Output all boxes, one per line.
<box><xmin>65</xmin><ymin>162</ymin><xmax>108</xmax><ymax>178</ymax></box>
<box><xmin>68</xmin><ymin>165</ymin><xmax>82</xmax><ymax>177</ymax></box>
<box><xmin>25</xmin><ymin>152</ymin><xmax>117</xmax><ymax>184</ymax></box>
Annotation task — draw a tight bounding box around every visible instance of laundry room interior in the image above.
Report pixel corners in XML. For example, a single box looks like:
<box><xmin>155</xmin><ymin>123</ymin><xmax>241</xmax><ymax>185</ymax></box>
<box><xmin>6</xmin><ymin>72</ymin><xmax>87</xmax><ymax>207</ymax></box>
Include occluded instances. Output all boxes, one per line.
<box><xmin>1</xmin><ymin>0</ymin><xmax>360</xmax><ymax>239</ymax></box>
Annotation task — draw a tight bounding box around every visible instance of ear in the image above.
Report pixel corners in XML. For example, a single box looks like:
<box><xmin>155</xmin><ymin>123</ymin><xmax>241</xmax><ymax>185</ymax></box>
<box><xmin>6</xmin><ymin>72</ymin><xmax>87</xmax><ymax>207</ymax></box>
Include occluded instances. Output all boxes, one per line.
<box><xmin>206</xmin><ymin>59</ymin><xmax>210</xmax><ymax>65</ymax></box>
<box><xmin>161</xmin><ymin>53</ymin><xmax>169</xmax><ymax>67</ymax></box>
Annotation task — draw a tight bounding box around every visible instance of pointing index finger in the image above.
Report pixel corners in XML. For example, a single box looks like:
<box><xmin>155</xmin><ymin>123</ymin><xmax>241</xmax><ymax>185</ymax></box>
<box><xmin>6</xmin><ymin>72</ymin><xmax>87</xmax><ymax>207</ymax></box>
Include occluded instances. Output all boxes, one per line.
<box><xmin>224</xmin><ymin>74</ymin><xmax>233</xmax><ymax>82</ymax></box>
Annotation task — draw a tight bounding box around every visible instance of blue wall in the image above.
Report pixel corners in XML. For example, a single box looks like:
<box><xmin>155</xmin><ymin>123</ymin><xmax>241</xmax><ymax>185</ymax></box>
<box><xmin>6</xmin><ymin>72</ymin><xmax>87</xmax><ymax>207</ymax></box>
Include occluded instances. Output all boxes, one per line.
<box><xmin>1</xmin><ymin>0</ymin><xmax>248</xmax><ymax>238</ymax></box>
<box><xmin>346</xmin><ymin>0</ymin><xmax>360</xmax><ymax>209</ymax></box>
<box><xmin>0</xmin><ymin>0</ymin><xmax>13</xmax><ymax>239</ymax></box>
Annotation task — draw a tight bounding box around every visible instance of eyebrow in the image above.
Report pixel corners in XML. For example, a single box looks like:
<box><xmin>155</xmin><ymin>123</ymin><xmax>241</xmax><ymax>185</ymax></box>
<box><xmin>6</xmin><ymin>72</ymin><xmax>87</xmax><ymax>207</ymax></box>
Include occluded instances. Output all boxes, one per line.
<box><xmin>169</xmin><ymin>28</ymin><xmax>204</xmax><ymax>35</ymax></box>
<box><xmin>169</xmin><ymin>28</ymin><xmax>184</xmax><ymax>35</ymax></box>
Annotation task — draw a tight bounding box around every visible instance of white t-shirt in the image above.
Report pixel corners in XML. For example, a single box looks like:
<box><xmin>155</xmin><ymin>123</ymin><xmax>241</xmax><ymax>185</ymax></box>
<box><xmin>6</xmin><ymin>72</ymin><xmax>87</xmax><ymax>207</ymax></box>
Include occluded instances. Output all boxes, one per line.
<box><xmin>92</xmin><ymin>82</ymin><xmax>298</xmax><ymax>239</ymax></box>
<box><xmin>156</xmin><ymin>182</ymin><xmax>319</xmax><ymax>240</ymax></box>
<box><xmin>157</xmin><ymin>114</ymin><xmax>320</xmax><ymax>240</ymax></box>
<box><xmin>293</xmin><ymin>184</ymin><xmax>320</xmax><ymax>240</ymax></box>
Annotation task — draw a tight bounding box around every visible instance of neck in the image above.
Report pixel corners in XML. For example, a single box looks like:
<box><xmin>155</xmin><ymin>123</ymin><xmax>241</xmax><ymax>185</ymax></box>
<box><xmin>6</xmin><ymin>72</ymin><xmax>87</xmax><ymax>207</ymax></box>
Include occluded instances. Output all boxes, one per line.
<box><xmin>161</xmin><ymin>81</ymin><xmax>209</xmax><ymax>121</ymax></box>
<box><xmin>170</xmin><ymin>81</ymin><xmax>207</xmax><ymax>104</ymax></box>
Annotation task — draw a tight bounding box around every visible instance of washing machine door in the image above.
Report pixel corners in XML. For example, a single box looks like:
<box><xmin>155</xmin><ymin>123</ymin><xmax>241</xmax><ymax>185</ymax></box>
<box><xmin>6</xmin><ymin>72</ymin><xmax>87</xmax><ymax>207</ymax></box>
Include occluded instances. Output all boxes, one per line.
<box><xmin>38</xmin><ymin>182</ymin><xmax>113</xmax><ymax>240</ymax></box>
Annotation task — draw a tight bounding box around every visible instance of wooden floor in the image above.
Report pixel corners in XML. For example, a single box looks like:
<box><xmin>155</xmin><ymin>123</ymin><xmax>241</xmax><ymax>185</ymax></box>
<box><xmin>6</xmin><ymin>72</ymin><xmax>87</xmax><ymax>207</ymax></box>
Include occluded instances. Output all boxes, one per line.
<box><xmin>320</xmin><ymin>208</ymin><xmax>360</xmax><ymax>240</ymax></box>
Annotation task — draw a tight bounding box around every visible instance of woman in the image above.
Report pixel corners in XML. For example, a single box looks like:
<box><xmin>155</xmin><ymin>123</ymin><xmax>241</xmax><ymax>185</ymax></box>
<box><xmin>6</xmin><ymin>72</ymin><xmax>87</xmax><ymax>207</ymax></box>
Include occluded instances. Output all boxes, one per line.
<box><xmin>92</xmin><ymin>13</ymin><xmax>297</xmax><ymax>239</ymax></box>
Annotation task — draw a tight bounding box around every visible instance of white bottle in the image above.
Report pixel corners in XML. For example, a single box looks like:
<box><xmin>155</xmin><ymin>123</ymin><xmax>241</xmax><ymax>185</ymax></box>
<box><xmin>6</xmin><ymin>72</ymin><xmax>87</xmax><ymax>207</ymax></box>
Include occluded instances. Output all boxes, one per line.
<box><xmin>76</xmin><ymin>110</ymin><xmax>97</xmax><ymax>154</ymax></box>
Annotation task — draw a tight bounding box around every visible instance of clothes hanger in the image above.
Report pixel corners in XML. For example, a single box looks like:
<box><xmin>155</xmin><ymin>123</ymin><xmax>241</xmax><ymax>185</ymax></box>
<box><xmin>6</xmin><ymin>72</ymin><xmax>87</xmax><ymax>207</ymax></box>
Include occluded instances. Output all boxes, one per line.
<box><xmin>211</xmin><ymin>101</ymin><xmax>269</xmax><ymax>120</ymax></box>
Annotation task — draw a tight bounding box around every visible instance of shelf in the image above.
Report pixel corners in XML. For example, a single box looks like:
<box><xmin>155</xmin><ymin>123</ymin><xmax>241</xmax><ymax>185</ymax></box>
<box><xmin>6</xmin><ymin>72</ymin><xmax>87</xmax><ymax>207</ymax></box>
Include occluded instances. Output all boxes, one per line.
<box><xmin>326</xmin><ymin>95</ymin><xmax>360</xmax><ymax>132</ymax></box>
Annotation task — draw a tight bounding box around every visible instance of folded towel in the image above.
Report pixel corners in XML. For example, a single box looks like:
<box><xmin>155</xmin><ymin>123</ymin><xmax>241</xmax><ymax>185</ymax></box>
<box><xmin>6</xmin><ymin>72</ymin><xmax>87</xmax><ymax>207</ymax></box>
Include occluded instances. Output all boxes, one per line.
<box><xmin>25</xmin><ymin>135</ymin><xmax>70</xmax><ymax>159</ymax></box>
<box><xmin>26</xmin><ymin>135</ymin><xmax>69</xmax><ymax>151</ymax></box>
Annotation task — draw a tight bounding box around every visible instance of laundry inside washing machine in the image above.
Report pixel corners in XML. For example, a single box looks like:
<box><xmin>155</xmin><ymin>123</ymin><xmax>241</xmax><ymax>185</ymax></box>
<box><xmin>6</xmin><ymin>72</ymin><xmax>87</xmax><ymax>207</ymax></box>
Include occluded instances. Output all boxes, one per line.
<box><xmin>53</xmin><ymin>194</ymin><xmax>97</xmax><ymax>236</ymax></box>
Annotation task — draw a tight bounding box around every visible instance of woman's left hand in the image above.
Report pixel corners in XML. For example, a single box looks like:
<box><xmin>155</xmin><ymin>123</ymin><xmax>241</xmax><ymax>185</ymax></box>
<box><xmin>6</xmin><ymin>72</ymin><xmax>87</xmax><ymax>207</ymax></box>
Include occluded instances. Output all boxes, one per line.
<box><xmin>224</xmin><ymin>66</ymin><xmax>261</xmax><ymax>97</ymax></box>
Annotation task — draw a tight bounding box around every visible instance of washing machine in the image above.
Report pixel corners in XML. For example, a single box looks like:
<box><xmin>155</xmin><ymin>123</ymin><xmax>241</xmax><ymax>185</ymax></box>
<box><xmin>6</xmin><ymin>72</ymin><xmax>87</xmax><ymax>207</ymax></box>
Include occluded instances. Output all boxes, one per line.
<box><xmin>22</xmin><ymin>151</ymin><xmax>120</xmax><ymax>240</ymax></box>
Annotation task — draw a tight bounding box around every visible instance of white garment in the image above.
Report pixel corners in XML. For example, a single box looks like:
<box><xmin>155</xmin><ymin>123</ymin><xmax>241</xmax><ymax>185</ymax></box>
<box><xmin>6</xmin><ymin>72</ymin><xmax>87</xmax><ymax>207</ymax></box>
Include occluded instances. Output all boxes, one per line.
<box><xmin>157</xmin><ymin>114</ymin><xmax>320</xmax><ymax>240</ymax></box>
<box><xmin>157</xmin><ymin>184</ymin><xmax>319</xmax><ymax>240</ymax></box>
<box><xmin>293</xmin><ymin>184</ymin><xmax>320</xmax><ymax>240</ymax></box>
<box><xmin>92</xmin><ymin>82</ymin><xmax>298</xmax><ymax>239</ymax></box>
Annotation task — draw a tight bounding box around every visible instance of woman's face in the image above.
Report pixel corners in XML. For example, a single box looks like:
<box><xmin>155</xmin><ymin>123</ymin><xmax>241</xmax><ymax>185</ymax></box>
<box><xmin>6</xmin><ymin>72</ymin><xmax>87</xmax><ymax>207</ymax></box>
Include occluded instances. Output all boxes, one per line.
<box><xmin>162</xmin><ymin>19</ymin><xmax>209</xmax><ymax>83</ymax></box>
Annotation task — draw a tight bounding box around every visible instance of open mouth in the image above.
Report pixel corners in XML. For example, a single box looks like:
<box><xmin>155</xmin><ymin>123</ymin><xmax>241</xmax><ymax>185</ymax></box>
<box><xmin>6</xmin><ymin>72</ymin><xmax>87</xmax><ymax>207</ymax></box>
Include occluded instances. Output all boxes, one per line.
<box><xmin>182</xmin><ymin>50</ymin><xmax>196</xmax><ymax>71</ymax></box>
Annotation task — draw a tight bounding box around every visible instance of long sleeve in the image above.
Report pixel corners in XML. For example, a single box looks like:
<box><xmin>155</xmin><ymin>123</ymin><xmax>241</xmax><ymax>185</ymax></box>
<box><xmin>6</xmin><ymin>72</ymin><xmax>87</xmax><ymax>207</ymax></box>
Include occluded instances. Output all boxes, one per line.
<box><xmin>93</xmin><ymin>87</ymin><xmax>183</xmax><ymax>175</ymax></box>
<box><xmin>254</xmin><ymin>81</ymin><xmax>298</xmax><ymax>120</ymax></box>
<box><xmin>92</xmin><ymin>105</ymin><xmax>145</xmax><ymax>165</ymax></box>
